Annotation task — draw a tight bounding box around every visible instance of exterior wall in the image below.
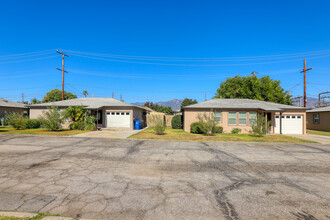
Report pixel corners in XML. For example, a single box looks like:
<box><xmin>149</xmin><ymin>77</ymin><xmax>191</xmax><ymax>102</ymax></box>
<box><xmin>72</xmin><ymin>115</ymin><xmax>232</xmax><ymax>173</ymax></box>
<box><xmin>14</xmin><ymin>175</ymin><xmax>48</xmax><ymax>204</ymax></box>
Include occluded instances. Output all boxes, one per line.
<box><xmin>184</xmin><ymin>109</ymin><xmax>307</xmax><ymax>134</ymax></box>
<box><xmin>274</xmin><ymin>110</ymin><xmax>307</xmax><ymax>134</ymax></box>
<box><xmin>29</xmin><ymin>107</ymin><xmax>70</xmax><ymax>128</ymax></box>
<box><xmin>183</xmin><ymin>109</ymin><xmax>262</xmax><ymax>134</ymax></box>
<box><xmin>306</xmin><ymin>112</ymin><xmax>330</xmax><ymax>131</ymax></box>
<box><xmin>0</xmin><ymin>107</ymin><xmax>26</xmax><ymax>119</ymax></box>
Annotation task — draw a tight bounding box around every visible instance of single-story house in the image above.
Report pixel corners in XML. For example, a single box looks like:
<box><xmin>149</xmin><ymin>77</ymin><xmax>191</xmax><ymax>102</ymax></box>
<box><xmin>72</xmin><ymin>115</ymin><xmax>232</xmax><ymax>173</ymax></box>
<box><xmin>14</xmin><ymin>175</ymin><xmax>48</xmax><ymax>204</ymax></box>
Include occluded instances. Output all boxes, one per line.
<box><xmin>0</xmin><ymin>98</ymin><xmax>28</xmax><ymax>120</ymax></box>
<box><xmin>140</xmin><ymin>106</ymin><xmax>165</xmax><ymax>115</ymax></box>
<box><xmin>306</xmin><ymin>106</ymin><xmax>330</xmax><ymax>131</ymax></box>
<box><xmin>182</xmin><ymin>98</ymin><xmax>308</xmax><ymax>134</ymax></box>
<box><xmin>29</xmin><ymin>97</ymin><xmax>146</xmax><ymax>130</ymax></box>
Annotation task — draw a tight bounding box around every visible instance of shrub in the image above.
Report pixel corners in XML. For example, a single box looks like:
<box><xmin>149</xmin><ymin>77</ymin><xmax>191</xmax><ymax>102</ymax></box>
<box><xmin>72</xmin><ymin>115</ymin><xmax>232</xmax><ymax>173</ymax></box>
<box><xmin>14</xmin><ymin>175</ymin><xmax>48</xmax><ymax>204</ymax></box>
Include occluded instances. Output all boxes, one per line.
<box><xmin>84</xmin><ymin>115</ymin><xmax>96</xmax><ymax>131</ymax></box>
<box><xmin>197</xmin><ymin>111</ymin><xmax>217</xmax><ymax>136</ymax></box>
<box><xmin>4</xmin><ymin>112</ymin><xmax>27</xmax><ymax>130</ymax></box>
<box><xmin>25</xmin><ymin>119</ymin><xmax>41</xmax><ymax>129</ymax></box>
<box><xmin>213</xmin><ymin>126</ymin><xmax>223</xmax><ymax>134</ymax></box>
<box><xmin>69</xmin><ymin>121</ymin><xmax>85</xmax><ymax>130</ymax></box>
<box><xmin>250</xmin><ymin>113</ymin><xmax>271</xmax><ymax>137</ymax></box>
<box><xmin>231</xmin><ymin>128</ymin><xmax>242</xmax><ymax>134</ymax></box>
<box><xmin>149</xmin><ymin>115</ymin><xmax>165</xmax><ymax>135</ymax></box>
<box><xmin>171</xmin><ymin>115</ymin><xmax>182</xmax><ymax>129</ymax></box>
<box><xmin>39</xmin><ymin>106</ymin><xmax>64</xmax><ymax>131</ymax></box>
<box><xmin>190</xmin><ymin>122</ymin><xmax>206</xmax><ymax>134</ymax></box>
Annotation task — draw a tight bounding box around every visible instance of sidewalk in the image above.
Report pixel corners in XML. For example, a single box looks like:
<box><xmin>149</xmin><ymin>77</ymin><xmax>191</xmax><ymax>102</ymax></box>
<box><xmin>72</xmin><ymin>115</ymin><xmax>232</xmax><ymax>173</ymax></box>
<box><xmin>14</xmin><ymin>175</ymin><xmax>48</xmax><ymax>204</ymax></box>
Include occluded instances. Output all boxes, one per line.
<box><xmin>288</xmin><ymin>134</ymin><xmax>330</xmax><ymax>145</ymax></box>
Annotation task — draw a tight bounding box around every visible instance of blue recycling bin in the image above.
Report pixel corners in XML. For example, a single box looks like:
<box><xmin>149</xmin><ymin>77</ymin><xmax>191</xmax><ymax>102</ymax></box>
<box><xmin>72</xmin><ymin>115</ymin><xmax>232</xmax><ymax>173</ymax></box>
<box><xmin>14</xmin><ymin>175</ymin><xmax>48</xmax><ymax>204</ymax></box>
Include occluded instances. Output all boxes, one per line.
<box><xmin>134</xmin><ymin>120</ymin><xmax>140</xmax><ymax>130</ymax></box>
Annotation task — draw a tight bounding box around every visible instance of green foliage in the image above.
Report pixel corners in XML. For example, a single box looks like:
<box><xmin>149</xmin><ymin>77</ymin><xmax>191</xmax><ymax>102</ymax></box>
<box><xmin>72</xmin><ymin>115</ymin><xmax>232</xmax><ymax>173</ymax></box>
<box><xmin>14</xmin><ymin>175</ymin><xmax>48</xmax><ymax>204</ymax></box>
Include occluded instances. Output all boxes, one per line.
<box><xmin>62</xmin><ymin>106</ymin><xmax>85</xmax><ymax>122</ymax></box>
<box><xmin>171</xmin><ymin>115</ymin><xmax>182</xmax><ymax>129</ymax></box>
<box><xmin>214</xmin><ymin>75</ymin><xmax>292</xmax><ymax>105</ymax></box>
<box><xmin>4</xmin><ymin>112</ymin><xmax>27</xmax><ymax>130</ymax></box>
<box><xmin>30</xmin><ymin>98</ymin><xmax>42</xmax><ymax>104</ymax></box>
<box><xmin>83</xmin><ymin>90</ymin><xmax>89</xmax><ymax>97</ymax></box>
<box><xmin>197</xmin><ymin>112</ymin><xmax>218</xmax><ymax>136</ymax></box>
<box><xmin>42</xmin><ymin>89</ymin><xmax>77</xmax><ymax>103</ymax></box>
<box><xmin>250</xmin><ymin>113</ymin><xmax>271</xmax><ymax>137</ymax></box>
<box><xmin>25</xmin><ymin>119</ymin><xmax>41</xmax><ymax>129</ymax></box>
<box><xmin>144</xmin><ymin>102</ymin><xmax>172</xmax><ymax>114</ymax></box>
<box><xmin>181</xmin><ymin>98</ymin><xmax>198</xmax><ymax>108</ymax></box>
<box><xmin>149</xmin><ymin>115</ymin><xmax>166</xmax><ymax>135</ymax></box>
<box><xmin>69</xmin><ymin>121</ymin><xmax>85</xmax><ymax>130</ymax></box>
<box><xmin>39</xmin><ymin>106</ymin><xmax>64</xmax><ymax>131</ymax></box>
<box><xmin>84</xmin><ymin>115</ymin><xmax>96</xmax><ymax>131</ymax></box>
<box><xmin>190</xmin><ymin>122</ymin><xmax>207</xmax><ymax>134</ymax></box>
<box><xmin>231</xmin><ymin>128</ymin><xmax>242</xmax><ymax>134</ymax></box>
<box><xmin>213</xmin><ymin>126</ymin><xmax>223</xmax><ymax>133</ymax></box>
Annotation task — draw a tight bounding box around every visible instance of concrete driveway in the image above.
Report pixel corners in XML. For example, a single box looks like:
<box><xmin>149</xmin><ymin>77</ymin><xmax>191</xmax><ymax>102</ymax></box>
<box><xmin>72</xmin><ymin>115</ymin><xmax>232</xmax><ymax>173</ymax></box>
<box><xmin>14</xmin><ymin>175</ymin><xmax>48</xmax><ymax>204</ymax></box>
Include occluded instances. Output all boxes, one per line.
<box><xmin>288</xmin><ymin>134</ymin><xmax>330</xmax><ymax>145</ymax></box>
<box><xmin>72</xmin><ymin>128</ymin><xmax>143</xmax><ymax>139</ymax></box>
<box><xmin>0</xmin><ymin>135</ymin><xmax>329</xmax><ymax>219</ymax></box>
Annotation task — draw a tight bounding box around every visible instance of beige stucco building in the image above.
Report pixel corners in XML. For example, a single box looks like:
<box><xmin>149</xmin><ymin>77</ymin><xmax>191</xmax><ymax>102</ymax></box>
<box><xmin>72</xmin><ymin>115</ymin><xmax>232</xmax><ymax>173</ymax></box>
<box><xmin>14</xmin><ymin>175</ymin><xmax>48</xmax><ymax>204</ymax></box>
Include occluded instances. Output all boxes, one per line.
<box><xmin>29</xmin><ymin>98</ymin><xmax>146</xmax><ymax>130</ymax></box>
<box><xmin>183</xmin><ymin>99</ymin><xmax>308</xmax><ymax>134</ymax></box>
<box><xmin>306</xmin><ymin>106</ymin><xmax>330</xmax><ymax>131</ymax></box>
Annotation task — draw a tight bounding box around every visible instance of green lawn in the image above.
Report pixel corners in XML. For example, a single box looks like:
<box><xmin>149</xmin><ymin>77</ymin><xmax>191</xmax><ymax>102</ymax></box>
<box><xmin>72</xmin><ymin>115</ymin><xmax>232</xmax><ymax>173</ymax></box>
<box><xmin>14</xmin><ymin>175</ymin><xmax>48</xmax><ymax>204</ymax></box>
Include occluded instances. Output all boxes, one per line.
<box><xmin>307</xmin><ymin>129</ymin><xmax>330</xmax><ymax>136</ymax></box>
<box><xmin>129</xmin><ymin>128</ymin><xmax>317</xmax><ymax>143</ymax></box>
<box><xmin>0</xmin><ymin>213</ymin><xmax>59</xmax><ymax>220</ymax></box>
<box><xmin>0</xmin><ymin>126</ymin><xmax>89</xmax><ymax>136</ymax></box>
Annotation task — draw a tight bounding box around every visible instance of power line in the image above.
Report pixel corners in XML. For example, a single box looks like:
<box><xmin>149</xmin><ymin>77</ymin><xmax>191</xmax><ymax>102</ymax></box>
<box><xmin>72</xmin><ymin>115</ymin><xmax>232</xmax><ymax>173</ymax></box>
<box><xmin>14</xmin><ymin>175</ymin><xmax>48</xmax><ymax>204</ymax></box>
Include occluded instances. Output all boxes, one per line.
<box><xmin>0</xmin><ymin>55</ymin><xmax>57</xmax><ymax>64</ymax></box>
<box><xmin>0</xmin><ymin>51</ymin><xmax>54</xmax><ymax>60</ymax></box>
<box><xmin>0</xmin><ymin>49</ymin><xmax>55</xmax><ymax>58</ymax></box>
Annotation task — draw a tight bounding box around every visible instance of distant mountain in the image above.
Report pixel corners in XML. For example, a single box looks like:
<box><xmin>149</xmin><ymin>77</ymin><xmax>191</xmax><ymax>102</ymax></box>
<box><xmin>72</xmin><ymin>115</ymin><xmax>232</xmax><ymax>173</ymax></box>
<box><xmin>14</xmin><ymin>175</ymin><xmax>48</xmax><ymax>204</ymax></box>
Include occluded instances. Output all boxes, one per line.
<box><xmin>292</xmin><ymin>96</ymin><xmax>319</xmax><ymax>109</ymax></box>
<box><xmin>132</xmin><ymin>99</ymin><xmax>183</xmax><ymax>110</ymax></box>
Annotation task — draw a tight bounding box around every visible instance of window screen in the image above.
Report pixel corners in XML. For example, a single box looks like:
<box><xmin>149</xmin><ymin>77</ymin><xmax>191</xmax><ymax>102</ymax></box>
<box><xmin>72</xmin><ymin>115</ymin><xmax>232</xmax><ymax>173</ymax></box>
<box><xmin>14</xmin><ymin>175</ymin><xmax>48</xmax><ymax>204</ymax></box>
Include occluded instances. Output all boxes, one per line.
<box><xmin>214</xmin><ymin>112</ymin><xmax>221</xmax><ymax>123</ymax></box>
<box><xmin>239</xmin><ymin>112</ymin><xmax>247</xmax><ymax>125</ymax></box>
<box><xmin>228</xmin><ymin>112</ymin><xmax>237</xmax><ymax>125</ymax></box>
<box><xmin>249</xmin><ymin>112</ymin><xmax>257</xmax><ymax>125</ymax></box>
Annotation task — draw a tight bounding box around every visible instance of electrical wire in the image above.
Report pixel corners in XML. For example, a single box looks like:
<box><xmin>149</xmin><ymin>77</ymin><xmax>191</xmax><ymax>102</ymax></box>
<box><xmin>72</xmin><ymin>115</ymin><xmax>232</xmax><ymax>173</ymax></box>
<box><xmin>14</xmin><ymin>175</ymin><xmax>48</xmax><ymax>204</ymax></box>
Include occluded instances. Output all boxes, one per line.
<box><xmin>0</xmin><ymin>55</ymin><xmax>58</xmax><ymax>64</ymax></box>
<box><xmin>0</xmin><ymin>49</ymin><xmax>55</xmax><ymax>58</ymax></box>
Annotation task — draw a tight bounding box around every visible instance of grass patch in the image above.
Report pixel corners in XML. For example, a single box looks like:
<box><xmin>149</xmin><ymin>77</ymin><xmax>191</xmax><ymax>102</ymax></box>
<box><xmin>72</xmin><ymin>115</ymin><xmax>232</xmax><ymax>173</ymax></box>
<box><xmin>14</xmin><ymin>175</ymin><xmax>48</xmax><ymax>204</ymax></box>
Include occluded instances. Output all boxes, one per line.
<box><xmin>0</xmin><ymin>126</ymin><xmax>89</xmax><ymax>136</ymax></box>
<box><xmin>307</xmin><ymin>129</ymin><xmax>330</xmax><ymax>137</ymax></box>
<box><xmin>129</xmin><ymin>128</ymin><xmax>316</xmax><ymax>143</ymax></box>
<box><xmin>0</xmin><ymin>213</ymin><xmax>59</xmax><ymax>220</ymax></box>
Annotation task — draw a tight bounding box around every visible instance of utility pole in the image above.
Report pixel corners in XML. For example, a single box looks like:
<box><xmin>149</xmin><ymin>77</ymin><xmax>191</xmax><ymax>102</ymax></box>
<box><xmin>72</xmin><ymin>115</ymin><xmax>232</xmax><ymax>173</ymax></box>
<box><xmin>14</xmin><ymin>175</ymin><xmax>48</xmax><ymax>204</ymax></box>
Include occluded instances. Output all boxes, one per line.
<box><xmin>300</xmin><ymin>59</ymin><xmax>312</xmax><ymax>107</ymax></box>
<box><xmin>112</xmin><ymin>92</ymin><xmax>114</xmax><ymax>98</ymax></box>
<box><xmin>22</xmin><ymin>93</ymin><xmax>24</xmax><ymax>103</ymax></box>
<box><xmin>251</xmin><ymin>71</ymin><xmax>258</xmax><ymax>76</ymax></box>
<box><xmin>205</xmin><ymin>92</ymin><xmax>206</xmax><ymax>101</ymax></box>
<box><xmin>56</xmin><ymin>50</ymin><xmax>69</xmax><ymax>100</ymax></box>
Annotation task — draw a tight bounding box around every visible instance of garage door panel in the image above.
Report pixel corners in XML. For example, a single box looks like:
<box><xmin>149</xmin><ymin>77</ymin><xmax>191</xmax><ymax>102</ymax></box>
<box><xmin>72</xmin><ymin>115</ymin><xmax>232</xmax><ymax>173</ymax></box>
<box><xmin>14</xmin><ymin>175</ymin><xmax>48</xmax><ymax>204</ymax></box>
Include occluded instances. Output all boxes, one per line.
<box><xmin>106</xmin><ymin>112</ymin><xmax>130</xmax><ymax>128</ymax></box>
<box><xmin>274</xmin><ymin>115</ymin><xmax>303</xmax><ymax>134</ymax></box>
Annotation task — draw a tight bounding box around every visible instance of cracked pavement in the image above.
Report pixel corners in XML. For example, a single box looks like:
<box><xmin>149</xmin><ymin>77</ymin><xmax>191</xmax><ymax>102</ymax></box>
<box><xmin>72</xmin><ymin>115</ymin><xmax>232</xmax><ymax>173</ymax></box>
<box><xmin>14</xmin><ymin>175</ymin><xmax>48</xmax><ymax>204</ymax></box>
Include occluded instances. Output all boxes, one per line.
<box><xmin>0</xmin><ymin>135</ymin><xmax>329</xmax><ymax>219</ymax></box>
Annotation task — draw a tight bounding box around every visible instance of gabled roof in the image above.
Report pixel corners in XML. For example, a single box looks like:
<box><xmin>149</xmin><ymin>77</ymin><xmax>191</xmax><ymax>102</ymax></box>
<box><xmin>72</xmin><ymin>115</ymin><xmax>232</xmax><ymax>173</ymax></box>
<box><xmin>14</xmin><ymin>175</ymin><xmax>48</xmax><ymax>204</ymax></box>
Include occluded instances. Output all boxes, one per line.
<box><xmin>0</xmin><ymin>98</ymin><xmax>27</xmax><ymax>108</ymax></box>
<box><xmin>307</xmin><ymin>106</ymin><xmax>330</xmax><ymax>113</ymax></box>
<box><xmin>29</xmin><ymin>97</ymin><xmax>144</xmax><ymax>110</ymax></box>
<box><xmin>183</xmin><ymin>98</ymin><xmax>308</xmax><ymax>112</ymax></box>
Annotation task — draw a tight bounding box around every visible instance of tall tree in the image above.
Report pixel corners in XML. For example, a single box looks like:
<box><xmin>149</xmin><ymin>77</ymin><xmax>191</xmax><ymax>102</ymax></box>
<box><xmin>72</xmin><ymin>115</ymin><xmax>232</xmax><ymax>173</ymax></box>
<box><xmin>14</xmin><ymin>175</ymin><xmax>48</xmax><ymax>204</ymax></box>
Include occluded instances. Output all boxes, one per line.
<box><xmin>181</xmin><ymin>98</ymin><xmax>198</xmax><ymax>108</ymax></box>
<box><xmin>42</xmin><ymin>89</ymin><xmax>77</xmax><ymax>103</ymax></box>
<box><xmin>214</xmin><ymin>75</ymin><xmax>292</xmax><ymax>105</ymax></box>
<box><xmin>30</xmin><ymin>98</ymin><xmax>42</xmax><ymax>104</ymax></box>
<box><xmin>83</xmin><ymin>90</ymin><xmax>89</xmax><ymax>97</ymax></box>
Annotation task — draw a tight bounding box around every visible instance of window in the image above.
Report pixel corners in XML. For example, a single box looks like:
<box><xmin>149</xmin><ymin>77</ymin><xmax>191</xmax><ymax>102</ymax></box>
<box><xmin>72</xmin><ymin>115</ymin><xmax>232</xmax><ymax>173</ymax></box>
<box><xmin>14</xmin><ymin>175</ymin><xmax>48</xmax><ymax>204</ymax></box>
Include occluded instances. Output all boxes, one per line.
<box><xmin>313</xmin><ymin>114</ymin><xmax>320</xmax><ymax>124</ymax></box>
<box><xmin>116</xmin><ymin>112</ymin><xmax>120</xmax><ymax>115</ymax></box>
<box><xmin>228</xmin><ymin>112</ymin><xmax>237</xmax><ymax>125</ymax></box>
<box><xmin>249</xmin><ymin>112</ymin><xmax>257</xmax><ymax>125</ymax></box>
<box><xmin>121</xmin><ymin>112</ymin><xmax>125</xmax><ymax>115</ymax></box>
<box><xmin>126</xmin><ymin>112</ymin><xmax>130</xmax><ymax>115</ymax></box>
<box><xmin>214</xmin><ymin>112</ymin><xmax>221</xmax><ymax>123</ymax></box>
<box><xmin>297</xmin><ymin>116</ymin><xmax>301</xmax><ymax>119</ymax></box>
<box><xmin>286</xmin><ymin>116</ymin><xmax>290</xmax><ymax>119</ymax></box>
<box><xmin>111</xmin><ymin>112</ymin><xmax>115</xmax><ymax>115</ymax></box>
<box><xmin>275</xmin><ymin>115</ymin><xmax>280</xmax><ymax>118</ymax></box>
<box><xmin>281</xmin><ymin>116</ymin><xmax>285</xmax><ymax>118</ymax></box>
<box><xmin>239</xmin><ymin>112</ymin><xmax>247</xmax><ymax>125</ymax></box>
<box><xmin>292</xmin><ymin>116</ymin><xmax>296</xmax><ymax>119</ymax></box>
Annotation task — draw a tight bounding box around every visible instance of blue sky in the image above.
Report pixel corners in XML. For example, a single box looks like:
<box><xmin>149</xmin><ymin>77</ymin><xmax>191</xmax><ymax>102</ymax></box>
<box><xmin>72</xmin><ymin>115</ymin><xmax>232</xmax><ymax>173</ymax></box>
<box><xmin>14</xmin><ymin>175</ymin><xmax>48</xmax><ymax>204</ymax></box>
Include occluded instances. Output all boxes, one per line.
<box><xmin>1</xmin><ymin>0</ymin><xmax>330</xmax><ymax>103</ymax></box>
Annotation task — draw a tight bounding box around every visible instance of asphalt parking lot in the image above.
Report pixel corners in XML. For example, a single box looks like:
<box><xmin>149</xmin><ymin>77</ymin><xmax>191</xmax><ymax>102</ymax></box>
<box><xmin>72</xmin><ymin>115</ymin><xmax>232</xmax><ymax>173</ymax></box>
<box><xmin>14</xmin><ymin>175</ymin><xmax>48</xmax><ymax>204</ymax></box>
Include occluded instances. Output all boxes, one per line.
<box><xmin>0</xmin><ymin>135</ymin><xmax>329</xmax><ymax>220</ymax></box>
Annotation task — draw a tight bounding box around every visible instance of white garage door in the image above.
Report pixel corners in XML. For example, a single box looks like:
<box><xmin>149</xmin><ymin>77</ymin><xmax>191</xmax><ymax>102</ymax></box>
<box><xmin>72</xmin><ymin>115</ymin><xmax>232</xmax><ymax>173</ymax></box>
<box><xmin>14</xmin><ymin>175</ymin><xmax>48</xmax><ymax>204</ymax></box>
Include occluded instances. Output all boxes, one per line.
<box><xmin>274</xmin><ymin>115</ymin><xmax>303</xmax><ymax>134</ymax></box>
<box><xmin>106</xmin><ymin>112</ymin><xmax>130</xmax><ymax>128</ymax></box>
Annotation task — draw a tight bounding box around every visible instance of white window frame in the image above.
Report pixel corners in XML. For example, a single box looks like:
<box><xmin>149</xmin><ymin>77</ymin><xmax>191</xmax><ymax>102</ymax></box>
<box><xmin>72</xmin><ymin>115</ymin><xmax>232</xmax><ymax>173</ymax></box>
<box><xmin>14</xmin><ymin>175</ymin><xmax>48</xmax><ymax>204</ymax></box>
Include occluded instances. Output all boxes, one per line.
<box><xmin>214</xmin><ymin>111</ymin><xmax>222</xmax><ymax>123</ymax></box>
<box><xmin>228</xmin><ymin>112</ymin><xmax>237</xmax><ymax>125</ymax></box>
<box><xmin>239</xmin><ymin>112</ymin><xmax>247</xmax><ymax>125</ymax></box>
<box><xmin>249</xmin><ymin>112</ymin><xmax>257</xmax><ymax>125</ymax></box>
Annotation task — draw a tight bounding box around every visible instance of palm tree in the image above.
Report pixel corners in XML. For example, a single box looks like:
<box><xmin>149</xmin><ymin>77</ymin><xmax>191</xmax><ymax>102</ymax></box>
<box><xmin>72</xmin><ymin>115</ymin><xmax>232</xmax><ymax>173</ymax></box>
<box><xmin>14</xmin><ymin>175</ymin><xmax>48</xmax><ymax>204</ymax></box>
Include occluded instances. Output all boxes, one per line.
<box><xmin>83</xmin><ymin>90</ymin><xmax>88</xmax><ymax>98</ymax></box>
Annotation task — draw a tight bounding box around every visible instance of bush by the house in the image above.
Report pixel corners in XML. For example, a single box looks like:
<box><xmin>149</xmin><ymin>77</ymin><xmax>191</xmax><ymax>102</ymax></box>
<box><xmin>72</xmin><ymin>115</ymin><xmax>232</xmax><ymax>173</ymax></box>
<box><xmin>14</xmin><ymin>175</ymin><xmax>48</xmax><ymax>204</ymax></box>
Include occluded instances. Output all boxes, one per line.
<box><xmin>231</xmin><ymin>128</ymin><xmax>242</xmax><ymax>134</ymax></box>
<box><xmin>84</xmin><ymin>115</ymin><xmax>96</xmax><ymax>131</ymax></box>
<box><xmin>190</xmin><ymin>122</ymin><xmax>206</xmax><ymax>134</ymax></box>
<box><xmin>250</xmin><ymin>113</ymin><xmax>270</xmax><ymax>137</ymax></box>
<box><xmin>4</xmin><ymin>112</ymin><xmax>27</xmax><ymax>130</ymax></box>
<box><xmin>149</xmin><ymin>115</ymin><xmax>165</xmax><ymax>135</ymax></box>
<box><xmin>69</xmin><ymin>121</ymin><xmax>85</xmax><ymax>130</ymax></box>
<box><xmin>213</xmin><ymin>126</ymin><xmax>223</xmax><ymax>134</ymax></box>
<box><xmin>39</xmin><ymin>106</ymin><xmax>64</xmax><ymax>131</ymax></box>
<box><xmin>25</xmin><ymin>119</ymin><xmax>41</xmax><ymax>129</ymax></box>
<box><xmin>197</xmin><ymin>112</ymin><xmax>217</xmax><ymax>136</ymax></box>
<box><xmin>171</xmin><ymin>115</ymin><xmax>182</xmax><ymax>129</ymax></box>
